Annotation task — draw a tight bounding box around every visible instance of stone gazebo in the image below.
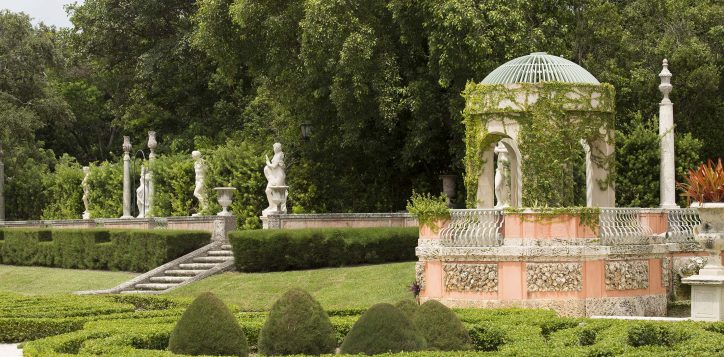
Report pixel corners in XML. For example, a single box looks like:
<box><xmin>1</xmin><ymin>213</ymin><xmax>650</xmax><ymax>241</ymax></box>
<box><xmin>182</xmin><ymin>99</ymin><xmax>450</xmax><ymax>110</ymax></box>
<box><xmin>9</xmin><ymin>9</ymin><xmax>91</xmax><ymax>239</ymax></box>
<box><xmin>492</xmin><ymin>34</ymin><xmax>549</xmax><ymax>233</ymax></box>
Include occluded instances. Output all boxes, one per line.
<box><xmin>463</xmin><ymin>52</ymin><xmax>616</xmax><ymax>208</ymax></box>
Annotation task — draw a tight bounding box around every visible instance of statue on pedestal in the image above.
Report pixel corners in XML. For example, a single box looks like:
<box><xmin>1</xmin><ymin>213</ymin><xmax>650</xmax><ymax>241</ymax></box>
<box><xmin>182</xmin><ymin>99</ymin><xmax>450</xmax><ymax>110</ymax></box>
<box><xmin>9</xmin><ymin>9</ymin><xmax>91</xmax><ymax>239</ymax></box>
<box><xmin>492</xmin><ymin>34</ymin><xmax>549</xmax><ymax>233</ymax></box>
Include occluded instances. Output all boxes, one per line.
<box><xmin>82</xmin><ymin>166</ymin><xmax>91</xmax><ymax>219</ymax></box>
<box><xmin>136</xmin><ymin>166</ymin><xmax>151</xmax><ymax>218</ymax></box>
<box><xmin>192</xmin><ymin>150</ymin><xmax>207</xmax><ymax>215</ymax></box>
<box><xmin>262</xmin><ymin>143</ymin><xmax>287</xmax><ymax>216</ymax></box>
<box><xmin>494</xmin><ymin>142</ymin><xmax>511</xmax><ymax>208</ymax></box>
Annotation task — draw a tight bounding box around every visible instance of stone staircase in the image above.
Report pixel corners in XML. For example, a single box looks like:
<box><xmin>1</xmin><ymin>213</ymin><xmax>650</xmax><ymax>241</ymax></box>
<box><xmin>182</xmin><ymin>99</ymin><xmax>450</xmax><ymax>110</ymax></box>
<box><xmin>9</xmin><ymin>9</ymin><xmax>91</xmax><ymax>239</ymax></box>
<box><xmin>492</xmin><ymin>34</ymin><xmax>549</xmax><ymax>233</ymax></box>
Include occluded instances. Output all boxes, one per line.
<box><xmin>76</xmin><ymin>241</ymin><xmax>235</xmax><ymax>295</ymax></box>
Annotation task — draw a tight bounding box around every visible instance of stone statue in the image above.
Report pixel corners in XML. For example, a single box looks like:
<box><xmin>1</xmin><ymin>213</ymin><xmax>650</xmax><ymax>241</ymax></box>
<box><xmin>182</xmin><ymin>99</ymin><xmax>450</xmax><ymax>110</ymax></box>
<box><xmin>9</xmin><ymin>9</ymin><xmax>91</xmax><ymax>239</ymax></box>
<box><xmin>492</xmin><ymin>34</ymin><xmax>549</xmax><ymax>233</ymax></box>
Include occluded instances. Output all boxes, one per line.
<box><xmin>136</xmin><ymin>166</ymin><xmax>151</xmax><ymax>218</ymax></box>
<box><xmin>262</xmin><ymin>142</ymin><xmax>287</xmax><ymax>215</ymax></box>
<box><xmin>192</xmin><ymin>150</ymin><xmax>207</xmax><ymax>215</ymax></box>
<box><xmin>494</xmin><ymin>142</ymin><xmax>511</xmax><ymax>208</ymax></box>
<box><xmin>81</xmin><ymin>166</ymin><xmax>91</xmax><ymax>219</ymax></box>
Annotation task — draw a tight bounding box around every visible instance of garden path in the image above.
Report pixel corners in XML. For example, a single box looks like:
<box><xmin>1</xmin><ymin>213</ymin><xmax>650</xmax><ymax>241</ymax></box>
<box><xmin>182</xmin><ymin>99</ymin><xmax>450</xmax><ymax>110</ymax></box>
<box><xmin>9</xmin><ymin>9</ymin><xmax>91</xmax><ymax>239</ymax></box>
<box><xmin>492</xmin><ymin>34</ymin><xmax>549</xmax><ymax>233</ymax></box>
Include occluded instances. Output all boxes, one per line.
<box><xmin>0</xmin><ymin>343</ymin><xmax>22</xmax><ymax>356</ymax></box>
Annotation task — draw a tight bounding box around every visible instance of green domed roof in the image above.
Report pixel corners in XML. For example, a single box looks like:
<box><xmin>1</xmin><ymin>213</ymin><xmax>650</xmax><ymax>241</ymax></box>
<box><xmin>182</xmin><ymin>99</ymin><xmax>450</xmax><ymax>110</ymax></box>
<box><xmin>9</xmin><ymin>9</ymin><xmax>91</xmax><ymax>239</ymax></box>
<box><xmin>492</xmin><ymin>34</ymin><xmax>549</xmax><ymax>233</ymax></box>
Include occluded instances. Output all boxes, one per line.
<box><xmin>481</xmin><ymin>52</ymin><xmax>600</xmax><ymax>85</ymax></box>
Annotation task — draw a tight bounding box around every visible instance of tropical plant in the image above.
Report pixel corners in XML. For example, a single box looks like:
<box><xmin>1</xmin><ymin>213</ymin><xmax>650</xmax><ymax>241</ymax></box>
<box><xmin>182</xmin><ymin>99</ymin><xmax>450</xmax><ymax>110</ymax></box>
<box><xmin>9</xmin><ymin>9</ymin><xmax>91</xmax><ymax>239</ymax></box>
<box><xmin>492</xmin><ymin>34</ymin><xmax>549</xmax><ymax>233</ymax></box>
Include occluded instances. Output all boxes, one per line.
<box><xmin>677</xmin><ymin>159</ymin><xmax>724</xmax><ymax>204</ymax></box>
<box><xmin>406</xmin><ymin>191</ymin><xmax>450</xmax><ymax>231</ymax></box>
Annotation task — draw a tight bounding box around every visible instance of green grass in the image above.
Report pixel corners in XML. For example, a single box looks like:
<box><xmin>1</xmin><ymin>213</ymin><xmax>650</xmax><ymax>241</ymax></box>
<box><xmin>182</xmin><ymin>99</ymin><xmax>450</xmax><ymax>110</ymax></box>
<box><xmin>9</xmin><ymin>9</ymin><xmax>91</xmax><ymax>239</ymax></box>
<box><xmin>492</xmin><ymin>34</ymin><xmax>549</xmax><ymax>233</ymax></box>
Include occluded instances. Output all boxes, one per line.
<box><xmin>169</xmin><ymin>262</ymin><xmax>415</xmax><ymax>310</ymax></box>
<box><xmin>0</xmin><ymin>262</ymin><xmax>415</xmax><ymax>310</ymax></box>
<box><xmin>0</xmin><ymin>264</ymin><xmax>137</xmax><ymax>295</ymax></box>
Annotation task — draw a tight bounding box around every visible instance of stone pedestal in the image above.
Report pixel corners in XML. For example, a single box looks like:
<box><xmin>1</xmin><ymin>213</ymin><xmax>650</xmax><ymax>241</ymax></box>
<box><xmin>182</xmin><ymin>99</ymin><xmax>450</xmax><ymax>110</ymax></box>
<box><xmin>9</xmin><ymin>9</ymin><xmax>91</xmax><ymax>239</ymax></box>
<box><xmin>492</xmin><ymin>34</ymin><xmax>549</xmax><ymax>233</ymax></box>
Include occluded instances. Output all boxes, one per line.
<box><xmin>261</xmin><ymin>214</ymin><xmax>282</xmax><ymax>229</ymax></box>
<box><xmin>684</xmin><ymin>274</ymin><xmax>724</xmax><ymax>321</ymax></box>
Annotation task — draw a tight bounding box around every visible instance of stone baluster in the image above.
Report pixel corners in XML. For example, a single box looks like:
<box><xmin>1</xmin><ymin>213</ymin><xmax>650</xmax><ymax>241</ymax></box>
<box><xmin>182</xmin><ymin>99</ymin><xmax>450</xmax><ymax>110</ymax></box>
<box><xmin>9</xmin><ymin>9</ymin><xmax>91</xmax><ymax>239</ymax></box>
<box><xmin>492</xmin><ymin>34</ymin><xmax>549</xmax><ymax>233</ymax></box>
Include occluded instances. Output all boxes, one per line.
<box><xmin>659</xmin><ymin>59</ymin><xmax>678</xmax><ymax>209</ymax></box>
<box><xmin>121</xmin><ymin>136</ymin><xmax>133</xmax><ymax>219</ymax></box>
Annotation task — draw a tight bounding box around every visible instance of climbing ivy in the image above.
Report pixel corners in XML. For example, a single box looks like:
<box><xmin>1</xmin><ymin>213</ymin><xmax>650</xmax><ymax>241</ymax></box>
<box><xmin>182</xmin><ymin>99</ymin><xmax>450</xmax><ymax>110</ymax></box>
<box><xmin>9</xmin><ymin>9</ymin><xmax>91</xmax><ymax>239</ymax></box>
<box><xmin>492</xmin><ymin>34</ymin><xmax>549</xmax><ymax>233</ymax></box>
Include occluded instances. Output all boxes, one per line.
<box><xmin>462</xmin><ymin>82</ymin><xmax>616</xmax><ymax>208</ymax></box>
<box><xmin>503</xmin><ymin>206</ymin><xmax>601</xmax><ymax>231</ymax></box>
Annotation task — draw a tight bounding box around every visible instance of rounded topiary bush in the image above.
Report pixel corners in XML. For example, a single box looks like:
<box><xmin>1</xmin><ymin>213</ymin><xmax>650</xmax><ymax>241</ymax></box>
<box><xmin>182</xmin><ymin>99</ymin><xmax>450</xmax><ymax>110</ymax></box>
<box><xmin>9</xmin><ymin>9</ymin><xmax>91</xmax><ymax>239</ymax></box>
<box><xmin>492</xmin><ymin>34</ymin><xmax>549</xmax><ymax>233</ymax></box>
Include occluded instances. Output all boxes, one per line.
<box><xmin>258</xmin><ymin>288</ymin><xmax>336</xmax><ymax>356</ymax></box>
<box><xmin>340</xmin><ymin>303</ymin><xmax>426</xmax><ymax>355</ymax></box>
<box><xmin>168</xmin><ymin>292</ymin><xmax>248</xmax><ymax>356</ymax></box>
<box><xmin>395</xmin><ymin>299</ymin><xmax>419</xmax><ymax>320</ymax></box>
<box><xmin>413</xmin><ymin>300</ymin><xmax>472</xmax><ymax>351</ymax></box>
<box><xmin>469</xmin><ymin>325</ymin><xmax>506</xmax><ymax>351</ymax></box>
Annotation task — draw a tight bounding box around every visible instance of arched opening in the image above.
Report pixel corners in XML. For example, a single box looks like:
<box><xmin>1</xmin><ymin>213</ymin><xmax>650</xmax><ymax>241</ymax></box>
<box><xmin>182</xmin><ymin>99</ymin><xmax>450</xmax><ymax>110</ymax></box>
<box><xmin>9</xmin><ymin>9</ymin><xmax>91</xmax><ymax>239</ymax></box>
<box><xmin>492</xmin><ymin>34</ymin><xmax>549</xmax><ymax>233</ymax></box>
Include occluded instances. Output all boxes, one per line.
<box><xmin>476</xmin><ymin>133</ymin><xmax>522</xmax><ymax>208</ymax></box>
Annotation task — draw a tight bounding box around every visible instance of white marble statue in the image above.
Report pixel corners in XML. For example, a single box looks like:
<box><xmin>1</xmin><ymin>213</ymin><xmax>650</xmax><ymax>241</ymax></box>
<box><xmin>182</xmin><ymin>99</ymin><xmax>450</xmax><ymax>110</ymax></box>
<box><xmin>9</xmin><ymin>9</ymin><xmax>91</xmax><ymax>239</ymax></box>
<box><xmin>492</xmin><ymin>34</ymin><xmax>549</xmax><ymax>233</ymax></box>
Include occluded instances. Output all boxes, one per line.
<box><xmin>192</xmin><ymin>150</ymin><xmax>207</xmax><ymax>215</ymax></box>
<box><xmin>494</xmin><ymin>142</ymin><xmax>511</xmax><ymax>208</ymax></box>
<box><xmin>136</xmin><ymin>166</ymin><xmax>151</xmax><ymax>218</ymax></box>
<box><xmin>81</xmin><ymin>166</ymin><xmax>91</xmax><ymax>219</ymax></box>
<box><xmin>262</xmin><ymin>143</ymin><xmax>287</xmax><ymax>215</ymax></box>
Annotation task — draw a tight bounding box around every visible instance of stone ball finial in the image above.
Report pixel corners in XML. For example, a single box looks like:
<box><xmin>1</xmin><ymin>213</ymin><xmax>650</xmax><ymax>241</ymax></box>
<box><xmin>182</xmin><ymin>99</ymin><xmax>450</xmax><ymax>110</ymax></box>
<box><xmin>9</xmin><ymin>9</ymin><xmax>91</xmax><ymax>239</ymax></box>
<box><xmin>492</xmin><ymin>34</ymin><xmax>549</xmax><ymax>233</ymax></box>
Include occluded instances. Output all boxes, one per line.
<box><xmin>659</xmin><ymin>59</ymin><xmax>672</xmax><ymax>100</ymax></box>
<box><xmin>122</xmin><ymin>136</ymin><xmax>132</xmax><ymax>153</ymax></box>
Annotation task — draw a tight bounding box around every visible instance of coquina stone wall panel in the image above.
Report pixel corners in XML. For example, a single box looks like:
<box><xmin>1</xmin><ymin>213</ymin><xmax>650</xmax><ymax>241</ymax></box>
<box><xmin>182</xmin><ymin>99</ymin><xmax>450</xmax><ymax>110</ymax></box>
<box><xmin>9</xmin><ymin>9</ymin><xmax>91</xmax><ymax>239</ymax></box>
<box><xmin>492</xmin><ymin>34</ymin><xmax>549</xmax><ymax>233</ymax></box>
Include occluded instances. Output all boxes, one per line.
<box><xmin>605</xmin><ymin>260</ymin><xmax>648</xmax><ymax>290</ymax></box>
<box><xmin>526</xmin><ymin>262</ymin><xmax>582</xmax><ymax>292</ymax></box>
<box><xmin>443</xmin><ymin>263</ymin><xmax>498</xmax><ymax>292</ymax></box>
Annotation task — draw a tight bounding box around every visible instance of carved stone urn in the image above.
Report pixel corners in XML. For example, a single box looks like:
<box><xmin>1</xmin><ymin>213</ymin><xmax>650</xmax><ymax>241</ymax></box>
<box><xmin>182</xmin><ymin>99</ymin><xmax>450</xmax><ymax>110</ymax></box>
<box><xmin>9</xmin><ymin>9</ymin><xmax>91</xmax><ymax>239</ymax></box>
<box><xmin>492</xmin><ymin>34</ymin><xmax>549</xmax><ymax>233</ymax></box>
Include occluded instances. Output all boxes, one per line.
<box><xmin>693</xmin><ymin>202</ymin><xmax>724</xmax><ymax>275</ymax></box>
<box><xmin>684</xmin><ymin>202</ymin><xmax>724</xmax><ymax>321</ymax></box>
<box><xmin>214</xmin><ymin>187</ymin><xmax>236</xmax><ymax>216</ymax></box>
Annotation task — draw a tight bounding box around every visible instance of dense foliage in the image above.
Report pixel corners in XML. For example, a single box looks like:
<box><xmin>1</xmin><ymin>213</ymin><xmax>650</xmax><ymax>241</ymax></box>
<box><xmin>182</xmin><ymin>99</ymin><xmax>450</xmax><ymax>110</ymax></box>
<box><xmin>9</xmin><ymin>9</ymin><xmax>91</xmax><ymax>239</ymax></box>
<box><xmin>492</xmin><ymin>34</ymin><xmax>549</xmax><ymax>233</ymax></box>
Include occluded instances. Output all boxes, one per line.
<box><xmin>413</xmin><ymin>300</ymin><xmax>473</xmax><ymax>351</ymax></box>
<box><xmin>677</xmin><ymin>159</ymin><xmax>724</xmax><ymax>204</ymax></box>
<box><xmin>0</xmin><ymin>229</ymin><xmax>210</xmax><ymax>272</ymax></box>
<box><xmin>1</xmin><ymin>0</ymin><xmax>722</xmax><ymax>216</ymax></box>
<box><xmin>169</xmin><ymin>292</ymin><xmax>248</xmax><ymax>356</ymax></box>
<box><xmin>228</xmin><ymin>228</ymin><xmax>418</xmax><ymax>272</ymax></box>
<box><xmin>258</xmin><ymin>288</ymin><xmax>336</xmax><ymax>355</ymax></box>
<box><xmin>340</xmin><ymin>303</ymin><xmax>426</xmax><ymax>354</ymax></box>
<box><xmin>1</xmin><ymin>292</ymin><xmax>723</xmax><ymax>356</ymax></box>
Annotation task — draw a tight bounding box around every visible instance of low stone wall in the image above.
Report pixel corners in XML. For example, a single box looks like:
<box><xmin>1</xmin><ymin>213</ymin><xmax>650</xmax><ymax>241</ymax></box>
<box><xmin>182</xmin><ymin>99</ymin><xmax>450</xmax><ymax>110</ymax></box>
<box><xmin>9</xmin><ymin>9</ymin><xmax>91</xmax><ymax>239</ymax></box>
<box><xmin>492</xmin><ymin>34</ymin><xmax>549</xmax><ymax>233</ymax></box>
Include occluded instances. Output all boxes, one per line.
<box><xmin>417</xmin><ymin>209</ymin><xmax>710</xmax><ymax>317</ymax></box>
<box><xmin>261</xmin><ymin>213</ymin><xmax>417</xmax><ymax>229</ymax></box>
<box><xmin>0</xmin><ymin>216</ymin><xmax>236</xmax><ymax>241</ymax></box>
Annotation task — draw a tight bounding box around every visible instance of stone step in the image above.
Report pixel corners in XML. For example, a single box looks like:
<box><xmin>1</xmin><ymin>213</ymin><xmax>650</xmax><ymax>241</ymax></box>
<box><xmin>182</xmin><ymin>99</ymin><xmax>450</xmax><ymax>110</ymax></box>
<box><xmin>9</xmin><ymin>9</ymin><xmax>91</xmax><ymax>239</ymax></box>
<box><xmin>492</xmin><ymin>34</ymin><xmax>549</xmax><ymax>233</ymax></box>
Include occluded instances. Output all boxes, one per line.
<box><xmin>150</xmin><ymin>276</ymin><xmax>191</xmax><ymax>283</ymax></box>
<box><xmin>134</xmin><ymin>283</ymin><xmax>176</xmax><ymax>291</ymax></box>
<box><xmin>221</xmin><ymin>244</ymin><xmax>232</xmax><ymax>250</ymax></box>
<box><xmin>178</xmin><ymin>263</ymin><xmax>217</xmax><ymax>270</ymax></box>
<box><xmin>120</xmin><ymin>290</ymin><xmax>158</xmax><ymax>295</ymax></box>
<box><xmin>208</xmin><ymin>250</ymin><xmax>233</xmax><ymax>256</ymax></box>
<box><xmin>193</xmin><ymin>256</ymin><xmax>232</xmax><ymax>263</ymax></box>
<box><xmin>165</xmin><ymin>269</ymin><xmax>205</xmax><ymax>276</ymax></box>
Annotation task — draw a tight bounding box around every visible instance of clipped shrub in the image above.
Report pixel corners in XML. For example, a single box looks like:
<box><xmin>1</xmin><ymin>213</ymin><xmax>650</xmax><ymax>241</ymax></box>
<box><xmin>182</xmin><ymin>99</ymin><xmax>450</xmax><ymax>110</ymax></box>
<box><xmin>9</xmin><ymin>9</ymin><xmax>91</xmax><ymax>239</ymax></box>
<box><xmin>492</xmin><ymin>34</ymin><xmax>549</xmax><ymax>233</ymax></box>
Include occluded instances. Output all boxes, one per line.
<box><xmin>469</xmin><ymin>324</ymin><xmax>506</xmax><ymax>351</ymax></box>
<box><xmin>86</xmin><ymin>161</ymin><xmax>125</xmax><ymax>219</ymax></box>
<box><xmin>577</xmin><ymin>325</ymin><xmax>597</xmax><ymax>346</ymax></box>
<box><xmin>229</xmin><ymin>227</ymin><xmax>418</xmax><ymax>272</ymax></box>
<box><xmin>0</xmin><ymin>228</ymin><xmax>209</xmax><ymax>272</ymax></box>
<box><xmin>340</xmin><ymin>303</ymin><xmax>425</xmax><ymax>355</ymax></box>
<box><xmin>258</xmin><ymin>288</ymin><xmax>336</xmax><ymax>356</ymax></box>
<box><xmin>169</xmin><ymin>292</ymin><xmax>247</xmax><ymax>356</ymax></box>
<box><xmin>540</xmin><ymin>317</ymin><xmax>579</xmax><ymax>338</ymax></box>
<box><xmin>626</xmin><ymin>323</ymin><xmax>686</xmax><ymax>347</ymax></box>
<box><xmin>413</xmin><ymin>300</ymin><xmax>471</xmax><ymax>351</ymax></box>
<box><xmin>395</xmin><ymin>300</ymin><xmax>419</xmax><ymax>320</ymax></box>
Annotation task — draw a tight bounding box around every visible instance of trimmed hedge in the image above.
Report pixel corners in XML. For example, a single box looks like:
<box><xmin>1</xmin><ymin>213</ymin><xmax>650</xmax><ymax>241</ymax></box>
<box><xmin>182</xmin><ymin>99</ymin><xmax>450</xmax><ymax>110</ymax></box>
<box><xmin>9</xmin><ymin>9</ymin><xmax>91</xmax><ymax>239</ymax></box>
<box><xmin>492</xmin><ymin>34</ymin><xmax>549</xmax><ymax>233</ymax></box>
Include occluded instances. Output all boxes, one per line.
<box><xmin>229</xmin><ymin>228</ymin><xmax>418</xmax><ymax>272</ymax></box>
<box><xmin>0</xmin><ymin>228</ymin><xmax>210</xmax><ymax>272</ymax></box>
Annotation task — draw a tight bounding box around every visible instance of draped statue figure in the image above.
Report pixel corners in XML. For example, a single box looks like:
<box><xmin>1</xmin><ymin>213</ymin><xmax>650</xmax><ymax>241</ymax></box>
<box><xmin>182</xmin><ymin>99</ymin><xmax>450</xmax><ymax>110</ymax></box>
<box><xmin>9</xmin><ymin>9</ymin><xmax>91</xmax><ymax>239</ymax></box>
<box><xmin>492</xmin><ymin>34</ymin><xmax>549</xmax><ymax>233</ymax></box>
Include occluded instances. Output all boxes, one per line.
<box><xmin>494</xmin><ymin>142</ymin><xmax>511</xmax><ymax>208</ymax></box>
<box><xmin>136</xmin><ymin>166</ymin><xmax>151</xmax><ymax>218</ymax></box>
<box><xmin>262</xmin><ymin>143</ymin><xmax>287</xmax><ymax>215</ymax></box>
<box><xmin>81</xmin><ymin>166</ymin><xmax>91</xmax><ymax>219</ymax></box>
<box><xmin>192</xmin><ymin>150</ymin><xmax>207</xmax><ymax>215</ymax></box>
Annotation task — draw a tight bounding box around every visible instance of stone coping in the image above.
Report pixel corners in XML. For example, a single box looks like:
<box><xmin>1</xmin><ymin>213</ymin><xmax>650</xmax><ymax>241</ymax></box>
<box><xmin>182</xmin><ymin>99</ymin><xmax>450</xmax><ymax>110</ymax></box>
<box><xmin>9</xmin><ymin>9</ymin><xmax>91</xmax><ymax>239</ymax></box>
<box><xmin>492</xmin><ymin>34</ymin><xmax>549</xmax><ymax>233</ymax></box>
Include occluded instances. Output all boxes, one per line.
<box><xmin>0</xmin><ymin>215</ymin><xmax>232</xmax><ymax>228</ymax></box>
<box><xmin>269</xmin><ymin>212</ymin><xmax>414</xmax><ymax>219</ymax></box>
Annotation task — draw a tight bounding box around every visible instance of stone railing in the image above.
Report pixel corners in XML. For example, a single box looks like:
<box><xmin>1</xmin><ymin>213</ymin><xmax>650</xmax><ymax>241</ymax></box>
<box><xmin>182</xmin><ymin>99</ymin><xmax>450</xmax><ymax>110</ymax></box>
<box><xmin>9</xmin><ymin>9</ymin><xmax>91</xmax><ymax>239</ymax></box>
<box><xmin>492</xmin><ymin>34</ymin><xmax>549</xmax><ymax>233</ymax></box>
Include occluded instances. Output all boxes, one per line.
<box><xmin>439</xmin><ymin>209</ymin><xmax>503</xmax><ymax>247</ymax></box>
<box><xmin>598</xmin><ymin>208</ymin><xmax>653</xmax><ymax>245</ymax></box>
<box><xmin>666</xmin><ymin>208</ymin><xmax>700</xmax><ymax>242</ymax></box>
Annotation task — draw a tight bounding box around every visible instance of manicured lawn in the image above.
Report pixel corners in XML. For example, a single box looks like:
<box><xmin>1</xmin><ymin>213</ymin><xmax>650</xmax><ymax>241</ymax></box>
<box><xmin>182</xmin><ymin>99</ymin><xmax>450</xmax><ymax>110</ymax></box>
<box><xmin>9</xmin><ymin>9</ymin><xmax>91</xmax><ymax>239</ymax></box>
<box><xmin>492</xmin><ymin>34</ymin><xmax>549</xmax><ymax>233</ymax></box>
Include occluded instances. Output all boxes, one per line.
<box><xmin>170</xmin><ymin>262</ymin><xmax>415</xmax><ymax>310</ymax></box>
<box><xmin>0</xmin><ymin>265</ymin><xmax>137</xmax><ymax>295</ymax></box>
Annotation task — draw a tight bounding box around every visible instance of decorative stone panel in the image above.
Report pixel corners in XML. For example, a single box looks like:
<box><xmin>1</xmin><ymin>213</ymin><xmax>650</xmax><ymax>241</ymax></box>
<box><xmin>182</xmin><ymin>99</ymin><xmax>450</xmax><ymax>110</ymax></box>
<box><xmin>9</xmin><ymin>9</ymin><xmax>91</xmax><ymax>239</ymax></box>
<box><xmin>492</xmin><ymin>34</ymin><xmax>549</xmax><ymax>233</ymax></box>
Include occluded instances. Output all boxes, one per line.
<box><xmin>443</xmin><ymin>263</ymin><xmax>497</xmax><ymax>292</ymax></box>
<box><xmin>661</xmin><ymin>257</ymin><xmax>670</xmax><ymax>288</ymax></box>
<box><xmin>672</xmin><ymin>256</ymin><xmax>707</xmax><ymax>279</ymax></box>
<box><xmin>605</xmin><ymin>261</ymin><xmax>648</xmax><ymax>290</ymax></box>
<box><xmin>526</xmin><ymin>263</ymin><xmax>582</xmax><ymax>292</ymax></box>
<box><xmin>415</xmin><ymin>261</ymin><xmax>425</xmax><ymax>291</ymax></box>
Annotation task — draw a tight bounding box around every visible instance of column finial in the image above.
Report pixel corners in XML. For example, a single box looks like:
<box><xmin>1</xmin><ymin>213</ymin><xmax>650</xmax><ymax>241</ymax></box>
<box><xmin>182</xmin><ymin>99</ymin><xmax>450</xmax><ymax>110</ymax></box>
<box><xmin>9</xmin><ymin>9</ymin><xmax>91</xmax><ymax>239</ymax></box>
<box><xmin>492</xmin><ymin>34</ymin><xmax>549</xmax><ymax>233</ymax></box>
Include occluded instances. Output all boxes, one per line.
<box><xmin>122</xmin><ymin>136</ymin><xmax>131</xmax><ymax>154</ymax></box>
<box><xmin>659</xmin><ymin>59</ymin><xmax>672</xmax><ymax>102</ymax></box>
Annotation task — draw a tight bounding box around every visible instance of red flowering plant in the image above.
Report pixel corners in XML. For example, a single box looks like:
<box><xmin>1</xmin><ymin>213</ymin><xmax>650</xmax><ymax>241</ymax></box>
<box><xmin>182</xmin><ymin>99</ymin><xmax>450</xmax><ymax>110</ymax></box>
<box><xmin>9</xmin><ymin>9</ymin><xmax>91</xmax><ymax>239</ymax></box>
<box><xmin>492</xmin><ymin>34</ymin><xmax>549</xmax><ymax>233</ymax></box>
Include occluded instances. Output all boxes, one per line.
<box><xmin>677</xmin><ymin>158</ymin><xmax>724</xmax><ymax>205</ymax></box>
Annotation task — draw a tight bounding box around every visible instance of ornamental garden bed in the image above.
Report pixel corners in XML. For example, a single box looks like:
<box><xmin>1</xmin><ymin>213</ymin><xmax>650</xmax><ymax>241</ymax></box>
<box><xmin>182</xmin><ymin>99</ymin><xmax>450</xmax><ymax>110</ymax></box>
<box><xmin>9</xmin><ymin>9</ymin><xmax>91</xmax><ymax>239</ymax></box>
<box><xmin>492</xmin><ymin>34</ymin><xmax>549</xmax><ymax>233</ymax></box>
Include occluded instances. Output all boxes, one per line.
<box><xmin>2</xmin><ymin>292</ymin><xmax>722</xmax><ymax>356</ymax></box>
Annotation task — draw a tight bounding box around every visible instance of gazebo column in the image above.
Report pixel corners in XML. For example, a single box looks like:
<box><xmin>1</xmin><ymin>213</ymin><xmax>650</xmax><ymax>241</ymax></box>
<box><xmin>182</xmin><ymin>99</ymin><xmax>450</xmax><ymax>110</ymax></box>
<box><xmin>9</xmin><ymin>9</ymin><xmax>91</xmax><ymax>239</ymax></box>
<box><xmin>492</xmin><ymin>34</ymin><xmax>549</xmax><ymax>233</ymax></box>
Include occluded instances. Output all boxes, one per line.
<box><xmin>476</xmin><ymin>144</ymin><xmax>496</xmax><ymax>208</ymax></box>
<box><xmin>588</xmin><ymin>134</ymin><xmax>616</xmax><ymax>207</ymax></box>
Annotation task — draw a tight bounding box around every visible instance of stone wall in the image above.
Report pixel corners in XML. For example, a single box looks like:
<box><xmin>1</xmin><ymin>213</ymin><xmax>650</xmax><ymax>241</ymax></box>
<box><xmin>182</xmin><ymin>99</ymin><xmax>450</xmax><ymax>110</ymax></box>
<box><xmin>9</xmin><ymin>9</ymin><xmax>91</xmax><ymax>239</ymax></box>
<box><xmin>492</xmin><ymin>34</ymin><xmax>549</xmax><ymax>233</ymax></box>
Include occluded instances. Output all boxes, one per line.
<box><xmin>443</xmin><ymin>263</ymin><xmax>498</xmax><ymax>292</ymax></box>
<box><xmin>605</xmin><ymin>260</ymin><xmax>649</xmax><ymax>290</ymax></box>
<box><xmin>526</xmin><ymin>263</ymin><xmax>582</xmax><ymax>292</ymax></box>
<box><xmin>262</xmin><ymin>213</ymin><xmax>417</xmax><ymax>230</ymax></box>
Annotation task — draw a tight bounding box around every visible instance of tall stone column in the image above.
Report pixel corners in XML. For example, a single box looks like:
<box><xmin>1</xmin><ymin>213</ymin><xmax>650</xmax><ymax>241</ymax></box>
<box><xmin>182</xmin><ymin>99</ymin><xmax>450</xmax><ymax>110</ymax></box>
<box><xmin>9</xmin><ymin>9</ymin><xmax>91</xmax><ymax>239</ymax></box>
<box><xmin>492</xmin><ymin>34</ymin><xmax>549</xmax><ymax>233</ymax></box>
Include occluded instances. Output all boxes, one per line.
<box><xmin>121</xmin><ymin>136</ymin><xmax>133</xmax><ymax>219</ymax></box>
<box><xmin>659</xmin><ymin>59</ymin><xmax>678</xmax><ymax>209</ymax></box>
<box><xmin>0</xmin><ymin>141</ymin><xmax>5</xmax><ymax>221</ymax></box>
